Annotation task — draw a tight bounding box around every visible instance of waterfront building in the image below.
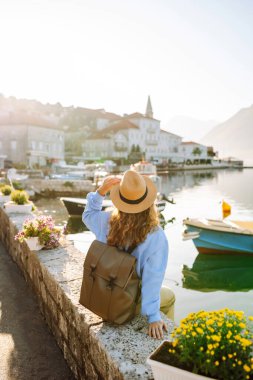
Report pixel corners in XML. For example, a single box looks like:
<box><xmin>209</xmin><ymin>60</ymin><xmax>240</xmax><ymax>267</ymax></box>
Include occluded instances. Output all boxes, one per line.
<box><xmin>178</xmin><ymin>141</ymin><xmax>210</xmax><ymax>163</ymax></box>
<box><xmin>0</xmin><ymin>120</ymin><xmax>64</xmax><ymax>167</ymax></box>
<box><xmin>83</xmin><ymin>97</ymin><xmax>182</xmax><ymax>163</ymax></box>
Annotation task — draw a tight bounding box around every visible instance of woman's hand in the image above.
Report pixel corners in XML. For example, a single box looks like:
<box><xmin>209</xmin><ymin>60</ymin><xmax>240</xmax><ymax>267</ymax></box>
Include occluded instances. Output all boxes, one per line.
<box><xmin>148</xmin><ymin>320</ymin><xmax>168</xmax><ymax>339</ymax></box>
<box><xmin>97</xmin><ymin>176</ymin><xmax>121</xmax><ymax>196</ymax></box>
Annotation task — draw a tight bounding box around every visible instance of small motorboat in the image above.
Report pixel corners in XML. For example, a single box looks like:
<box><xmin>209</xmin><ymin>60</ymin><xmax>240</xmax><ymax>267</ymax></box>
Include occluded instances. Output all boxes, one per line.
<box><xmin>183</xmin><ymin>218</ymin><xmax>253</xmax><ymax>255</ymax></box>
<box><xmin>61</xmin><ymin>196</ymin><xmax>167</xmax><ymax>217</ymax></box>
<box><xmin>130</xmin><ymin>160</ymin><xmax>157</xmax><ymax>175</ymax></box>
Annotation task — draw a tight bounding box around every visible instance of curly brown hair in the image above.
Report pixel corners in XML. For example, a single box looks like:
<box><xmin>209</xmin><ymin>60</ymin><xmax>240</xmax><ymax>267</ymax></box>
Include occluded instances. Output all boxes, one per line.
<box><xmin>107</xmin><ymin>204</ymin><xmax>159</xmax><ymax>251</ymax></box>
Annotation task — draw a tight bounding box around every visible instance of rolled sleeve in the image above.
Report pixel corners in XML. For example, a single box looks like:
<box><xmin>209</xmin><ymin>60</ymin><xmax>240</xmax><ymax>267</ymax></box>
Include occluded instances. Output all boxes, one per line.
<box><xmin>82</xmin><ymin>191</ymin><xmax>110</xmax><ymax>242</ymax></box>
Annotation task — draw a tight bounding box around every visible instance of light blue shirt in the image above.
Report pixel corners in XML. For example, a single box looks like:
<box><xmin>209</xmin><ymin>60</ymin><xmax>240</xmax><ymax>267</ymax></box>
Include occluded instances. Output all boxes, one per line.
<box><xmin>82</xmin><ymin>191</ymin><xmax>169</xmax><ymax>323</ymax></box>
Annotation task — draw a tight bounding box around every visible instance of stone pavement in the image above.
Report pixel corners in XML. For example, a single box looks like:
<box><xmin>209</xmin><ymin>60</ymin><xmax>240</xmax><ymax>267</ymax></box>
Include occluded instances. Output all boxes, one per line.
<box><xmin>0</xmin><ymin>242</ymin><xmax>74</xmax><ymax>380</ymax></box>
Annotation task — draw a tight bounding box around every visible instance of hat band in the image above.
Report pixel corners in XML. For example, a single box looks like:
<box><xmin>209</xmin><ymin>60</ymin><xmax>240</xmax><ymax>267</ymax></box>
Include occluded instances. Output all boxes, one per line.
<box><xmin>119</xmin><ymin>187</ymin><xmax>148</xmax><ymax>205</ymax></box>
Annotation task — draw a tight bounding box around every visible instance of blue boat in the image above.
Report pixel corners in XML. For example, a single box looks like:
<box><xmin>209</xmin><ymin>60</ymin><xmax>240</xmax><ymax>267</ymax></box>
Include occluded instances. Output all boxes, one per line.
<box><xmin>183</xmin><ymin>218</ymin><xmax>253</xmax><ymax>255</ymax></box>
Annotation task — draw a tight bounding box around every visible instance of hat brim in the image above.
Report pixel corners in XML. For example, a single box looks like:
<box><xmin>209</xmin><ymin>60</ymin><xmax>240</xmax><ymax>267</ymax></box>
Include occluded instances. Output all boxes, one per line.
<box><xmin>109</xmin><ymin>176</ymin><xmax>157</xmax><ymax>214</ymax></box>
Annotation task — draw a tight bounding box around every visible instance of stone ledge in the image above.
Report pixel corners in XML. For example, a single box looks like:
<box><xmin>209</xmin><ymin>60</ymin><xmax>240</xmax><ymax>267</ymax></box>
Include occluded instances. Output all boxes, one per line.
<box><xmin>0</xmin><ymin>206</ymin><xmax>174</xmax><ymax>380</ymax></box>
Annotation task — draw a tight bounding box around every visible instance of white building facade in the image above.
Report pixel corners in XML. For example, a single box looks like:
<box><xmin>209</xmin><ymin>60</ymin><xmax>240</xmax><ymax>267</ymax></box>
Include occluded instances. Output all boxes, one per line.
<box><xmin>83</xmin><ymin>98</ymin><xmax>183</xmax><ymax>163</ymax></box>
<box><xmin>178</xmin><ymin>142</ymin><xmax>209</xmax><ymax>162</ymax></box>
<box><xmin>0</xmin><ymin>124</ymin><xmax>64</xmax><ymax>167</ymax></box>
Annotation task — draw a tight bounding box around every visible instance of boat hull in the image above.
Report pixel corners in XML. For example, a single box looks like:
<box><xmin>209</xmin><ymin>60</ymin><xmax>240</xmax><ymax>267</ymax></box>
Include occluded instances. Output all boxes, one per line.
<box><xmin>61</xmin><ymin>197</ymin><xmax>166</xmax><ymax>217</ymax></box>
<box><xmin>184</xmin><ymin>220</ymin><xmax>253</xmax><ymax>255</ymax></box>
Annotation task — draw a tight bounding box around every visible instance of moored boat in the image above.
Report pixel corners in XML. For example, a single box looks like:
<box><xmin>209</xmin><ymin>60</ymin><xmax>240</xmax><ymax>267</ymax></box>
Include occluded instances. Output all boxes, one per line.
<box><xmin>183</xmin><ymin>218</ymin><xmax>253</xmax><ymax>255</ymax></box>
<box><xmin>130</xmin><ymin>160</ymin><xmax>157</xmax><ymax>175</ymax></box>
<box><xmin>61</xmin><ymin>196</ymin><xmax>166</xmax><ymax>217</ymax></box>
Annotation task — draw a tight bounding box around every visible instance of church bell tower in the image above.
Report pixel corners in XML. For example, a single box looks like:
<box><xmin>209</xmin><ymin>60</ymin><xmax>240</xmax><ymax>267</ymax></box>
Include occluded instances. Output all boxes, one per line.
<box><xmin>145</xmin><ymin>95</ymin><xmax>153</xmax><ymax>119</ymax></box>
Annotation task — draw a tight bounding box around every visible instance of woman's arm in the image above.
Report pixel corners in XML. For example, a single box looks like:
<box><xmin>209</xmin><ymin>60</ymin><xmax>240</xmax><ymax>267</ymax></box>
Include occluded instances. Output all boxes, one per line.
<box><xmin>140</xmin><ymin>230</ymin><xmax>169</xmax><ymax>338</ymax></box>
<box><xmin>82</xmin><ymin>177</ymin><xmax>120</xmax><ymax>241</ymax></box>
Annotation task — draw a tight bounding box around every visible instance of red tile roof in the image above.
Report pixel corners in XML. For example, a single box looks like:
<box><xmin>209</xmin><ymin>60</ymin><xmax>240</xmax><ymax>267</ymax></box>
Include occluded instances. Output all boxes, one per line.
<box><xmin>123</xmin><ymin>112</ymin><xmax>160</xmax><ymax>121</ymax></box>
<box><xmin>0</xmin><ymin>112</ymin><xmax>61</xmax><ymax>129</ymax></box>
<box><xmin>160</xmin><ymin>129</ymin><xmax>182</xmax><ymax>138</ymax></box>
<box><xmin>181</xmin><ymin>141</ymin><xmax>200</xmax><ymax>145</ymax></box>
<box><xmin>87</xmin><ymin>119</ymin><xmax>139</xmax><ymax>139</ymax></box>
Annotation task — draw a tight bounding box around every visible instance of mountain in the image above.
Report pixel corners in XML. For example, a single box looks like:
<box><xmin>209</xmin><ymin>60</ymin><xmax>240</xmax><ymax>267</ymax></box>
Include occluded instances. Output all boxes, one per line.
<box><xmin>163</xmin><ymin>116</ymin><xmax>217</xmax><ymax>142</ymax></box>
<box><xmin>201</xmin><ymin>105</ymin><xmax>253</xmax><ymax>165</ymax></box>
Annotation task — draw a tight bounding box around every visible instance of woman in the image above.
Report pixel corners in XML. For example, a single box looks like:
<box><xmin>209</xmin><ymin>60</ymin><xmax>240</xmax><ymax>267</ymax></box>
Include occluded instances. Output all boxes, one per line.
<box><xmin>82</xmin><ymin>170</ymin><xmax>175</xmax><ymax>339</ymax></box>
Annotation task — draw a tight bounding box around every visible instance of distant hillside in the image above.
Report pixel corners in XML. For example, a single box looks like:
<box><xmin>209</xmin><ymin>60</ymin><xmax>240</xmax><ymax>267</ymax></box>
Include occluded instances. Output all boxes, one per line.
<box><xmin>163</xmin><ymin>116</ymin><xmax>217</xmax><ymax>142</ymax></box>
<box><xmin>201</xmin><ymin>105</ymin><xmax>253</xmax><ymax>165</ymax></box>
<box><xmin>0</xmin><ymin>94</ymin><xmax>119</xmax><ymax>132</ymax></box>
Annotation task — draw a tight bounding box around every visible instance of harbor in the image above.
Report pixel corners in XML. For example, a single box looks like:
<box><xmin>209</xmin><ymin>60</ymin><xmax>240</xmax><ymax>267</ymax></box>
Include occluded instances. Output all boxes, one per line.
<box><xmin>33</xmin><ymin>168</ymin><xmax>253</xmax><ymax>323</ymax></box>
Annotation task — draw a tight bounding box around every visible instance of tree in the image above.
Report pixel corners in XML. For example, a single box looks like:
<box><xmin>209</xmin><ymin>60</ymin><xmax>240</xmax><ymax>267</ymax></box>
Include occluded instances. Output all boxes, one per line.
<box><xmin>192</xmin><ymin>147</ymin><xmax>202</xmax><ymax>156</ymax></box>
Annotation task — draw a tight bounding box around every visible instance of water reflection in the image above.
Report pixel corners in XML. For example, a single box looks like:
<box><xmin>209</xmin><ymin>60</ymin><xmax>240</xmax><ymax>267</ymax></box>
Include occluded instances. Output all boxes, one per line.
<box><xmin>64</xmin><ymin>216</ymin><xmax>87</xmax><ymax>234</ymax></box>
<box><xmin>160</xmin><ymin>170</ymin><xmax>217</xmax><ymax>195</ymax></box>
<box><xmin>182</xmin><ymin>253</ymin><xmax>253</xmax><ymax>292</ymax></box>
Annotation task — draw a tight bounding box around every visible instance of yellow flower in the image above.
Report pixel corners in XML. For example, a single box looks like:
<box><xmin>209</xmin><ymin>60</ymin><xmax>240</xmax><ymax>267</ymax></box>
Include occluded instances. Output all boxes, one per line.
<box><xmin>239</xmin><ymin>323</ymin><xmax>246</xmax><ymax>329</ymax></box>
<box><xmin>228</xmin><ymin>354</ymin><xmax>233</xmax><ymax>359</ymax></box>
<box><xmin>208</xmin><ymin>344</ymin><xmax>213</xmax><ymax>350</ymax></box>
<box><xmin>222</xmin><ymin>356</ymin><xmax>226</xmax><ymax>361</ymax></box>
<box><xmin>243</xmin><ymin>364</ymin><xmax>251</xmax><ymax>372</ymax></box>
<box><xmin>215</xmin><ymin>361</ymin><xmax>219</xmax><ymax>366</ymax></box>
<box><xmin>206</xmin><ymin>319</ymin><xmax>214</xmax><ymax>325</ymax></box>
<box><xmin>191</xmin><ymin>331</ymin><xmax>196</xmax><ymax>337</ymax></box>
<box><xmin>196</xmin><ymin>327</ymin><xmax>203</xmax><ymax>334</ymax></box>
<box><xmin>248</xmin><ymin>316</ymin><xmax>253</xmax><ymax>321</ymax></box>
<box><xmin>240</xmin><ymin>338</ymin><xmax>252</xmax><ymax>347</ymax></box>
<box><xmin>211</xmin><ymin>335</ymin><xmax>221</xmax><ymax>342</ymax></box>
<box><xmin>199</xmin><ymin>347</ymin><xmax>204</xmax><ymax>351</ymax></box>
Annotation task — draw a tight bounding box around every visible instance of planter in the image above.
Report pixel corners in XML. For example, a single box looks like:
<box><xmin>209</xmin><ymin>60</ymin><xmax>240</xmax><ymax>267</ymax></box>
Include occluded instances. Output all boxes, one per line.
<box><xmin>4</xmin><ymin>202</ymin><xmax>33</xmax><ymax>214</ymax></box>
<box><xmin>0</xmin><ymin>194</ymin><xmax>11</xmax><ymax>203</ymax></box>
<box><xmin>147</xmin><ymin>341</ymin><xmax>215</xmax><ymax>380</ymax></box>
<box><xmin>25</xmin><ymin>237</ymin><xmax>44</xmax><ymax>251</ymax></box>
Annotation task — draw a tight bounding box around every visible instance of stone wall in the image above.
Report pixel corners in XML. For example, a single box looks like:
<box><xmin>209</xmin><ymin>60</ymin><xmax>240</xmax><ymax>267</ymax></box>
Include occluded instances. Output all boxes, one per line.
<box><xmin>26</xmin><ymin>178</ymin><xmax>95</xmax><ymax>197</ymax></box>
<box><xmin>0</xmin><ymin>206</ymin><xmax>174</xmax><ymax>380</ymax></box>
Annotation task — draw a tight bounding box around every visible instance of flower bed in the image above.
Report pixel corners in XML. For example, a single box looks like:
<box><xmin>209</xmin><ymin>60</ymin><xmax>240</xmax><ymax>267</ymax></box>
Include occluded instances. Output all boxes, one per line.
<box><xmin>149</xmin><ymin>309</ymin><xmax>253</xmax><ymax>380</ymax></box>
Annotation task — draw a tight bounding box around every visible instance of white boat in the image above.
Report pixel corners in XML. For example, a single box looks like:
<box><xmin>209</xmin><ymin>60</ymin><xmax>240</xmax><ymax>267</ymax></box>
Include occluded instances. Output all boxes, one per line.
<box><xmin>7</xmin><ymin>168</ymin><xmax>28</xmax><ymax>181</ymax></box>
<box><xmin>130</xmin><ymin>160</ymin><xmax>157</xmax><ymax>175</ymax></box>
<box><xmin>183</xmin><ymin>218</ymin><xmax>253</xmax><ymax>255</ymax></box>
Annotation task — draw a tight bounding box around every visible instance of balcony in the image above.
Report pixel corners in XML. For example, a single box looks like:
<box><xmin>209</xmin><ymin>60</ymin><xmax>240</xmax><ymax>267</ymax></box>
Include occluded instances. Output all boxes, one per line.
<box><xmin>114</xmin><ymin>144</ymin><xmax>128</xmax><ymax>152</ymax></box>
<box><xmin>146</xmin><ymin>139</ymin><xmax>158</xmax><ymax>145</ymax></box>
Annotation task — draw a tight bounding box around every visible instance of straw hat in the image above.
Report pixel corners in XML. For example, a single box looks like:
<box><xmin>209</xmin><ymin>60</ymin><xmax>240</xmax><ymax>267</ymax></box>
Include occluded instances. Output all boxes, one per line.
<box><xmin>110</xmin><ymin>170</ymin><xmax>157</xmax><ymax>213</ymax></box>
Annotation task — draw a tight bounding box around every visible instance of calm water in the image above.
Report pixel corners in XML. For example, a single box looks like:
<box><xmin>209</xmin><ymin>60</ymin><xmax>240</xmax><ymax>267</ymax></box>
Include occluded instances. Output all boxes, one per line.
<box><xmin>35</xmin><ymin>168</ymin><xmax>253</xmax><ymax>323</ymax></box>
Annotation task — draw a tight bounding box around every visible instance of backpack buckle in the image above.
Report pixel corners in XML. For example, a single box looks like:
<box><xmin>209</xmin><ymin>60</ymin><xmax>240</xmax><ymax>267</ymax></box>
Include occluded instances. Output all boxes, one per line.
<box><xmin>90</xmin><ymin>264</ymin><xmax>96</xmax><ymax>279</ymax></box>
<box><xmin>106</xmin><ymin>275</ymin><xmax>116</xmax><ymax>290</ymax></box>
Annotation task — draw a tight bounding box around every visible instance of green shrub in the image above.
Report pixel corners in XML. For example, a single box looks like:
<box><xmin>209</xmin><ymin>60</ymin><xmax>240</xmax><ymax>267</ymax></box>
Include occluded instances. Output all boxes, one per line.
<box><xmin>12</xmin><ymin>181</ymin><xmax>24</xmax><ymax>190</ymax></box>
<box><xmin>11</xmin><ymin>190</ymin><xmax>30</xmax><ymax>205</ymax></box>
<box><xmin>1</xmin><ymin>185</ymin><xmax>12</xmax><ymax>195</ymax></box>
<box><xmin>63</xmin><ymin>181</ymin><xmax>74</xmax><ymax>188</ymax></box>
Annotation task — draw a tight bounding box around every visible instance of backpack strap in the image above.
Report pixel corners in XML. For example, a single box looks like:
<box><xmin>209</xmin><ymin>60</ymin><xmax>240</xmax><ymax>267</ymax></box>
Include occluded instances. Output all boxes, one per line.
<box><xmin>84</xmin><ymin>241</ymin><xmax>107</xmax><ymax>307</ymax></box>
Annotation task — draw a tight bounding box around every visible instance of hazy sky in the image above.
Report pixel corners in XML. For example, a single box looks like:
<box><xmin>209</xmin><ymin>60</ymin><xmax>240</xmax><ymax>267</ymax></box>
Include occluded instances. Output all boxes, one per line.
<box><xmin>0</xmin><ymin>0</ymin><xmax>253</xmax><ymax>125</ymax></box>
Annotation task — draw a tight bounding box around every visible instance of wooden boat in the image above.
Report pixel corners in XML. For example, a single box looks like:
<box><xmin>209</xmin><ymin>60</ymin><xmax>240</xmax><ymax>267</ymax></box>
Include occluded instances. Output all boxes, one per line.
<box><xmin>61</xmin><ymin>197</ymin><xmax>167</xmax><ymax>217</ymax></box>
<box><xmin>183</xmin><ymin>218</ymin><xmax>253</xmax><ymax>255</ymax></box>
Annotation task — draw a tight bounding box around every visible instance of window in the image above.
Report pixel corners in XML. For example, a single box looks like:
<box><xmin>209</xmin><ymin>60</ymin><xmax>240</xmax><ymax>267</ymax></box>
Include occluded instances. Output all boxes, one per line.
<box><xmin>11</xmin><ymin>140</ymin><xmax>17</xmax><ymax>150</ymax></box>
